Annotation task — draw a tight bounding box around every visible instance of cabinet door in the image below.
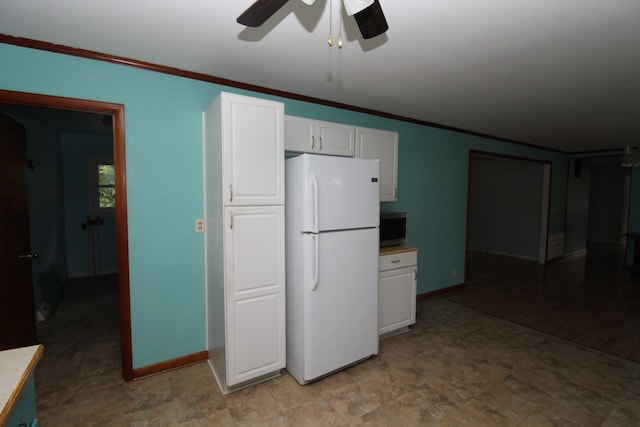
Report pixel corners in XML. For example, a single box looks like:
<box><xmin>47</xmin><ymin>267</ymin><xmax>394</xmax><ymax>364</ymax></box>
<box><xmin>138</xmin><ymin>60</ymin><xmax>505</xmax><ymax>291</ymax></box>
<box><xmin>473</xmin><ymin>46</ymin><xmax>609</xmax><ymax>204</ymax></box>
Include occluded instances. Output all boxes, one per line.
<box><xmin>356</xmin><ymin>127</ymin><xmax>399</xmax><ymax>201</ymax></box>
<box><xmin>285</xmin><ymin>115</ymin><xmax>316</xmax><ymax>153</ymax></box>
<box><xmin>221</xmin><ymin>93</ymin><xmax>284</xmax><ymax>206</ymax></box>
<box><xmin>224</xmin><ymin>206</ymin><xmax>285</xmax><ymax>386</ymax></box>
<box><xmin>378</xmin><ymin>266</ymin><xmax>416</xmax><ymax>336</ymax></box>
<box><xmin>316</xmin><ymin>120</ymin><xmax>355</xmax><ymax>157</ymax></box>
<box><xmin>7</xmin><ymin>374</ymin><xmax>37</xmax><ymax>427</ymax></box>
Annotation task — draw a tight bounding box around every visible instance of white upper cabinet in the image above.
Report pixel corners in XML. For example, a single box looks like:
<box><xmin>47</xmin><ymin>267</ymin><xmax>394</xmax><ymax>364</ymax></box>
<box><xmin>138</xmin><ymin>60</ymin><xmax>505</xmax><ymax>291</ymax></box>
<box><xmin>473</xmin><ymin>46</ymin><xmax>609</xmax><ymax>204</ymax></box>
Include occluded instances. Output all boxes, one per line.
<box><xmin>284</xmin><ymin>116</ymin><xmax>315</xmax><ymax>153</ymax></box>
<box><xmin>220</xmin><ymin>93</ymin><xmax>285</xmax><ymax>206</ymax></box>
<box><xmin>315</xmin><ymin>120</ymin><xmax>355</xmax><ymax>157</ymax></box>
<box><xmin>285</xmin><ymin>115</ymin><xmax>355</xmax><ymax>157</ymax></box>
<box><xmin>355</xmin><ymin>127</ymin><xmax>399</xmax><ymax>202</ymax></box>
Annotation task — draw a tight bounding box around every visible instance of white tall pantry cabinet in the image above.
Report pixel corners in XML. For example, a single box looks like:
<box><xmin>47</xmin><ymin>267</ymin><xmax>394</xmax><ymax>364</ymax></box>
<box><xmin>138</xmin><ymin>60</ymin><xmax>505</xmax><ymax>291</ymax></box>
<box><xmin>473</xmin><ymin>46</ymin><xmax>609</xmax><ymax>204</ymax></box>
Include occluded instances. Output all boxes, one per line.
<box><xmin>203</xmin><ymin>92</ymin><xmax>286</xmax><ymax>394</ymax></box>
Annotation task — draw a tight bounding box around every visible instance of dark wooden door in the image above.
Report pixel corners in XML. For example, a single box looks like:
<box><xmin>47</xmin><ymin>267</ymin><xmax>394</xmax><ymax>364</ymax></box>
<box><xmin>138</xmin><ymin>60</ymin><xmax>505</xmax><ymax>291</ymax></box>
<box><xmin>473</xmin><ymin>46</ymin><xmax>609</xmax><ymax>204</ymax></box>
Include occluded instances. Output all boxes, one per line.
<box><xmin>0</xmin><ymin>113</ymin><xmax>38</xmax><ymax>350</ymax></box>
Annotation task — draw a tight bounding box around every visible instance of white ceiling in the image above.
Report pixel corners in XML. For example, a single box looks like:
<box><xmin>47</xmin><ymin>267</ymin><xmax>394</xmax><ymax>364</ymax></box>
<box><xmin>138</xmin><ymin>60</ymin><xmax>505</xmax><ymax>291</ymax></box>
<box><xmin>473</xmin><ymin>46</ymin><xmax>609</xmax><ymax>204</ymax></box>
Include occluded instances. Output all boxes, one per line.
<box><xmin>1</xmin><ymin>0</ymin><xmax>639</xmax><ymax>153</ymax></box>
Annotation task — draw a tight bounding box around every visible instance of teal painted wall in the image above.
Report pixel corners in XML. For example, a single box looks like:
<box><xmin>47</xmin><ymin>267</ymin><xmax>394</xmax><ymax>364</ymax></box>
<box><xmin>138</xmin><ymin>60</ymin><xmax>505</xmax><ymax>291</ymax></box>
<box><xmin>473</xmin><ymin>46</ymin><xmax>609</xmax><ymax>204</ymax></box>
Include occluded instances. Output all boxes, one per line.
<box><xmin>60</xmin><ymin>132</ymin><xmax>118</xmax><ymax>277</ymax></box>
<box><xmin>2</xmin><ymin>42</ymin><xmax>570</xmax><ymax>369</ymax></box>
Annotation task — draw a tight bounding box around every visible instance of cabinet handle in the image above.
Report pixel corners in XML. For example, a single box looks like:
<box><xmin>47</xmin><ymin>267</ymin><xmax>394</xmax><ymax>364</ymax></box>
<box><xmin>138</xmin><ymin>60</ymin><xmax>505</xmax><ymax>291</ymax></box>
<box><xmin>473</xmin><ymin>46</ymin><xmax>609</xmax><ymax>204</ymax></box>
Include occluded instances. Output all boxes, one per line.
<box><xmin>311</xmin><ymin>136</ymin><xmax>315</xmax><ymax>150</ymax></box>
<box><xmin>230</xmin><ymin>213</ymin><xmax>233</xmax><ymax>229</ymax></box>
<box><xmin>394</xmin><ymin>188</ymin><xmax>397</xmax><ymax>199</ymax></box>
<box><xmin>319</xmin><ymin>137</ymin><xmax>323</xmax><ymax>151</ymax></box>
<box><xmin>391</xmin><ymin>259</ymin><xmax>400</xmax><ymax>264</ymax></box>
<box><xmin>230</xmin><ymin>184</ymin><xmax>233</xmax><ymax>203</ymax></box>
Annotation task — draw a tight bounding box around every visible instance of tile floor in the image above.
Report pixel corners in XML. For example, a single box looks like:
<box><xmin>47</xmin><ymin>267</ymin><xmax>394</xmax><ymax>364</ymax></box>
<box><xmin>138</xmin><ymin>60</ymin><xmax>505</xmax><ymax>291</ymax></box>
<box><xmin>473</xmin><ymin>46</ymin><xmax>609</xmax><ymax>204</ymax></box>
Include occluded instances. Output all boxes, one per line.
<box><xmin>33</xmin><ymin>249</ymin><xmax>640</xmax><ymax>426</ymax></box>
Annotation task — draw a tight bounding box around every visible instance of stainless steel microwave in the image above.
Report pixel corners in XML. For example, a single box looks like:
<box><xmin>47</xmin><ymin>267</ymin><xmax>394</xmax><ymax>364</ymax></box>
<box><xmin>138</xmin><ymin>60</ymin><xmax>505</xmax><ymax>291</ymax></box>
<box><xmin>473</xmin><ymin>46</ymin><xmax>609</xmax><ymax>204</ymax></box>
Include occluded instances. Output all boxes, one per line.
<box><xmin>379</xmin><ymin>212</ymin><xmax>408</xmax><ymax>247</ymax></box>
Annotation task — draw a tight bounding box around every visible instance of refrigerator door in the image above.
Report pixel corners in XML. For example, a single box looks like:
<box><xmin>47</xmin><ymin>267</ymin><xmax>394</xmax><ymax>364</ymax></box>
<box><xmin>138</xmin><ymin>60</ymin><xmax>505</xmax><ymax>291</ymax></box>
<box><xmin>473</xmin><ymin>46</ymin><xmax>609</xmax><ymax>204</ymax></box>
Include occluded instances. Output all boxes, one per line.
<box><xmin>300</xmin><ymin>154</ymin><xmax>379</xmax><ymax>233</ymax></box>
<box><xmin>301</xmin><ymin>227</ymin><xmax>379</xmax><ymax>382</ymax></box>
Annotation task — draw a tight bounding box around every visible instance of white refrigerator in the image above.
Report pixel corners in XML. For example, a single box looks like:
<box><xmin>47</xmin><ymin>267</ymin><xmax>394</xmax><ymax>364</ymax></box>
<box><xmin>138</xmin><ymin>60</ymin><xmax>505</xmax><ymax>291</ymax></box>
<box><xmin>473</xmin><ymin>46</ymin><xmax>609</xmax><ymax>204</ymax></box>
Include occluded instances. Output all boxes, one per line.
<box><xmin>285</xmin><ymin>154</ymin><xmax>380</xmax><ymax>385</ymax></box>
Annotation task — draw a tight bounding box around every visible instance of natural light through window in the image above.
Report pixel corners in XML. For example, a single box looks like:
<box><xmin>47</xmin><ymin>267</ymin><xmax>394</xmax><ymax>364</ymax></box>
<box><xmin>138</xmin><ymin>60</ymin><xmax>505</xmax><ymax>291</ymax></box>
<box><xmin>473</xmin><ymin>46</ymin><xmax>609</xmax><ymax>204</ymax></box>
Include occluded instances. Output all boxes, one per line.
<box><xmin>90</xmin><ymin>157</ymin><xmax>115</xmax><ymax>214</ymax></box>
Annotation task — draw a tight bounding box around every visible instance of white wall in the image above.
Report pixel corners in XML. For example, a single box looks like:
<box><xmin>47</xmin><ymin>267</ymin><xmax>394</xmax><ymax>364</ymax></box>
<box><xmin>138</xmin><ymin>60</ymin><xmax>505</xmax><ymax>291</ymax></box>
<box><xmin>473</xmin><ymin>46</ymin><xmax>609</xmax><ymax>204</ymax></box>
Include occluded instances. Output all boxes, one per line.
<box><xmin>468</xmin><ymin>155</ymin><xmax>544</xmax><ymax>260</ymax></box>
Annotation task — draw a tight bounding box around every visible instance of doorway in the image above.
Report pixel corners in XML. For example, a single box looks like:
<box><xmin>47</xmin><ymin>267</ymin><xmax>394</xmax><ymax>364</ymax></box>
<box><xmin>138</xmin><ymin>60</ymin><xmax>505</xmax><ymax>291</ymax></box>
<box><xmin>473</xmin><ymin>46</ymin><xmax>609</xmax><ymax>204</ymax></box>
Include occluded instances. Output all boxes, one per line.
<box><xmin>0</xmin><ymin>90</ymin><xmax>133</xmax><ymax>381</ymax></box>
<box><xmin>466</xmin><ymin>151</ymin><xmax>552</xmax><ymax>283</ymax></box>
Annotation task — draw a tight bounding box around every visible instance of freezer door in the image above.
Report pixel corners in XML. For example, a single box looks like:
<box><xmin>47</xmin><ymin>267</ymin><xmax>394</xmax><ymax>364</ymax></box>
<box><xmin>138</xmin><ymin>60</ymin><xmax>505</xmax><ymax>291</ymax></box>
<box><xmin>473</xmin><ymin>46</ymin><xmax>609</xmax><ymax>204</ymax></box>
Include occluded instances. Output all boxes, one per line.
<box><xmin>301</xmin><ymin>228</ymin><xmax>379</xmax><ymax>382</ymax></box>
<box><xmin>300</xmin><ymin>155</ymin><xmax>380</xmax><ymax>233</ymax></box>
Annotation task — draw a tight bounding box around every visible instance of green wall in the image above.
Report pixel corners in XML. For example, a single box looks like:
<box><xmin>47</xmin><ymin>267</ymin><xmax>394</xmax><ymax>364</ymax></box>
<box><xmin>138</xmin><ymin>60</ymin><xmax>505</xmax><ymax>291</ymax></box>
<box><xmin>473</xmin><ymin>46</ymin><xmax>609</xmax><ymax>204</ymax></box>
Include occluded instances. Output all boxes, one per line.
<box><xmin>1</xmin><ymin>42</ymin><xmax>569</xmax><ymax>369</ymax></box>
<box><xmin>60</xmin><ymin>132</ymin><xmax>118</xmax><ymax>277</ymax></box>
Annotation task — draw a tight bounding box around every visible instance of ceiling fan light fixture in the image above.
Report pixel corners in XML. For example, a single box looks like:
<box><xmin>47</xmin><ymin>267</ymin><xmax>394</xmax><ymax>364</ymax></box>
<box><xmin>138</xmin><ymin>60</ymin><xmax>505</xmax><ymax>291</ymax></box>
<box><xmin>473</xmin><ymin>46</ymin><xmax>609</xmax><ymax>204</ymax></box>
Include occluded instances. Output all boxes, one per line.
<box><xmin>343</xmin><ymin>0</ymin><xmax>375</xmax><ymax>16</ymax></box>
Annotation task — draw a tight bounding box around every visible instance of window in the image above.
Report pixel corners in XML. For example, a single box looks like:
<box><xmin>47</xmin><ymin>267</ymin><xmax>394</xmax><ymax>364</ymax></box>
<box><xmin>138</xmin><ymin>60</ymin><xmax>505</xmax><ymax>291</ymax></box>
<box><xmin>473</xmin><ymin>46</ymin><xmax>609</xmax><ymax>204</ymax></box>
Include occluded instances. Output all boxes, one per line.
<box><xmin>89</xmin><ymin>157</ymin><xmax>115</xmax><ymax>214</ymax></box>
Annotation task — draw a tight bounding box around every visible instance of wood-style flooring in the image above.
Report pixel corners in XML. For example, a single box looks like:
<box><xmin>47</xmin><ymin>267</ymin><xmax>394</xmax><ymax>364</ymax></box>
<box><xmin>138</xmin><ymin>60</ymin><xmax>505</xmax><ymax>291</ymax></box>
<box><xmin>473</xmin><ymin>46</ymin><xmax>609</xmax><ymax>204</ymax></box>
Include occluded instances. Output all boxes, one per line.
<box><xmin>31</xmin><ymin>244</ymin><xmax>640</xmax><ymax>426</ymax></box>
<box><xmin>447</xmin><ymin>242</ymin><xmax>640</xmax><ymax>364</ymax></box>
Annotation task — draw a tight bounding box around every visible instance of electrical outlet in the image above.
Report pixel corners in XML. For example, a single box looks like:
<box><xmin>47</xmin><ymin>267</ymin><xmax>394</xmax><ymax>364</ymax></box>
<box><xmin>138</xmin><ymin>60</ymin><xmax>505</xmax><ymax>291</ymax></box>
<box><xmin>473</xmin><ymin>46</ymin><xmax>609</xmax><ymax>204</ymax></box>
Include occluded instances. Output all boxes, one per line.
<box><xmin>195</xmin><ymin>218</ymin><xmax>205</xmax><ymax>233</ymax></box>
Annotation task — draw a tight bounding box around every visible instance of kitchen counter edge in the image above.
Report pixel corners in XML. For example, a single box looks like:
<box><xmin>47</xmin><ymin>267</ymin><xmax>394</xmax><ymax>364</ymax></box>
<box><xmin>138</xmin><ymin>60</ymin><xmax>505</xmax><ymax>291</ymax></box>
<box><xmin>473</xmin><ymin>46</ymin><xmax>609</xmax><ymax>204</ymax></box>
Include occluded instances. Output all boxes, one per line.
<box><xmin>379</xmin><ymin>245</ymin><xmax>419</xmax><ymax>255</ymax></box>
<box><xmin>0</xmin><ymin>344</ymin><xmax>44</xmax><ymax>426</ymax></box>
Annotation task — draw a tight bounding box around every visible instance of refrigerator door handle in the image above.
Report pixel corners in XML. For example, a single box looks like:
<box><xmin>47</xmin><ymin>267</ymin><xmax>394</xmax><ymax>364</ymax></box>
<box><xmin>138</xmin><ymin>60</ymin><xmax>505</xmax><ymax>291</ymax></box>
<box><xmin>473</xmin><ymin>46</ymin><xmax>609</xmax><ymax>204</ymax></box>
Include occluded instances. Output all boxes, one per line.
<box><xmin>311</xmin><ymin>234</ymin><xmax>319</xmax><ymax>291</ymax></box>
<box><xmin>310</xmin><ymin>173</ymin><xmax>319</xmax><ymax>233</ymax></box>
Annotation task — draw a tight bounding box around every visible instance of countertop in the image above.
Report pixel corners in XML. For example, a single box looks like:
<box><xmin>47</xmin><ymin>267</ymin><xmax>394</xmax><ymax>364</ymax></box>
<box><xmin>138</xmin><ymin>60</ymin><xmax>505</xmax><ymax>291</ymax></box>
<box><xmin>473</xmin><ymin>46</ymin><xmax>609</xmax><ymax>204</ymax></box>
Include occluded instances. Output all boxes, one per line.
<box><xmin>380</xmin><ymin>245</ymin><xmax>419</xmax><ymax>255</ymax></box>
<box><xmin>0</xmin><ymin>344</ymin><xmax>44</xmax><ymax>425</ymax></box>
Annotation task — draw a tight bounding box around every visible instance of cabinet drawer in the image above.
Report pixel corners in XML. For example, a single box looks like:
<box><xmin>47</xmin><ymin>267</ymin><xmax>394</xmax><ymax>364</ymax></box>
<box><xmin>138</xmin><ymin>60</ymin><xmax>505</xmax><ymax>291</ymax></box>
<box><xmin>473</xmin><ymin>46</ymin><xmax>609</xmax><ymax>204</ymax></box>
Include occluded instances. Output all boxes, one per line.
<box><xmin>379</xmin><ymin>250</ymin><xmax>417</xmax><ymax>271</ymax></box>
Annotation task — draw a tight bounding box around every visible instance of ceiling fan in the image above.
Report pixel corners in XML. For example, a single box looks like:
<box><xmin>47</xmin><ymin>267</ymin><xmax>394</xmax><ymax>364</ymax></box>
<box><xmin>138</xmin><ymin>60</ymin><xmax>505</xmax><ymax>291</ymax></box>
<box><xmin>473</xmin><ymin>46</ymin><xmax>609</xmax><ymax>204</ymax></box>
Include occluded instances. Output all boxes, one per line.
<box><xmin>237</xmin><ymin>0</ymin><xmax>389</xmax><ymax>40</ymax></box>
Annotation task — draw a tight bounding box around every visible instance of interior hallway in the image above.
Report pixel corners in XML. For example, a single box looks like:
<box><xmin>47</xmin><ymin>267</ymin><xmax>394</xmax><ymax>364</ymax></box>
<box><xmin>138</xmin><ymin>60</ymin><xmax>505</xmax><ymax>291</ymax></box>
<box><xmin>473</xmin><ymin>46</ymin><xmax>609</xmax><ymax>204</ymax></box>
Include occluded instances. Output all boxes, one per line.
<box><xmin>33</xmin><ymin>245</ymin><xmax>640</xmax><ymax>426</ymax></box>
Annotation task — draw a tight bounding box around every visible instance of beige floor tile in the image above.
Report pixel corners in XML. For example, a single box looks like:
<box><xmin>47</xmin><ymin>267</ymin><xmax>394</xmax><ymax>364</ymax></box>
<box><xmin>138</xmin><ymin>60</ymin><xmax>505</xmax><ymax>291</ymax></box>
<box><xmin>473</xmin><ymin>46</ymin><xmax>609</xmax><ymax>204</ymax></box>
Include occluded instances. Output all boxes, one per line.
<box><xmin>33</xmin><ymin>250</ymin><xmax>640</xmax><ymax>426</ymax></box>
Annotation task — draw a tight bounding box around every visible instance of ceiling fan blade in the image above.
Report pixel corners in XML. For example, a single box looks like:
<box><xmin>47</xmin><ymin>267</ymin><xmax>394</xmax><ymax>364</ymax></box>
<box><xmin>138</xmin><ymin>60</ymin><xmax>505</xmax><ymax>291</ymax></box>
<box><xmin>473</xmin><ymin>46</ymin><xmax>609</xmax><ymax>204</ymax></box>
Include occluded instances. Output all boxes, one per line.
<box><xmin>353</xmin><ymin>0</ymin><xmax>388</xmax><ymax>39</ymax></box>
<box><xmin>237</xmin><ymin>0</ymin><xmax>290</xmax><ymax>27</ymax></box>
<box><xmin>343</xmin><ymin>0</ymin><xmax>374</xmax><ymax>16</ymax></box>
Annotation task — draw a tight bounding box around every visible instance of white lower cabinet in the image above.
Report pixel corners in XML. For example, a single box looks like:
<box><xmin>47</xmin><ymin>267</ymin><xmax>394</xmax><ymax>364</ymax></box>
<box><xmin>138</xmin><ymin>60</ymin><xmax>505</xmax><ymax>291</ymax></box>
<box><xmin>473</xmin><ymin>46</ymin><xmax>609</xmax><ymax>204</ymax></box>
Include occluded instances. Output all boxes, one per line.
<box><xmin>378</xmin><ymin>248</ymin><xmax>417</xmax><ymax>338</ymax></box>
<box><xmin>223</xmin><ymin>206</ymin><xmax>286</xmax><ymax>387</ymax></box>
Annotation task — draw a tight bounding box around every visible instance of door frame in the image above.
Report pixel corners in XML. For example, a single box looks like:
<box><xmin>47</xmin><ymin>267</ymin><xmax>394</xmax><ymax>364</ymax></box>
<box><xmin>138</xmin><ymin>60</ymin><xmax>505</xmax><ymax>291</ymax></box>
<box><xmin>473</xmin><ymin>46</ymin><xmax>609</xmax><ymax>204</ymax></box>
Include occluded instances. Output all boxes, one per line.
<box><xmin>465</xmin><ymin>150</ymin><xmax>553</xmax><ymax>281</ymax></box>
<box><xmin>0</xmin><ymin>89</ymin><xmax>133</xmax><ymax>381</ymax></box>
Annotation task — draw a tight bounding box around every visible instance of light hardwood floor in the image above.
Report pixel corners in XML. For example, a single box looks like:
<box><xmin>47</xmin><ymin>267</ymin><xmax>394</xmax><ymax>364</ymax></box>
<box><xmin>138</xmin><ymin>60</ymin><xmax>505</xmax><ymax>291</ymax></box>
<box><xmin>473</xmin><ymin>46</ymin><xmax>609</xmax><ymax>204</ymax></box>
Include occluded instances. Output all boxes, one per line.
<box><xmin>33</xmin><ymin>244</ymin><xmax>640</xmax><ymax>426</ymax></box>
